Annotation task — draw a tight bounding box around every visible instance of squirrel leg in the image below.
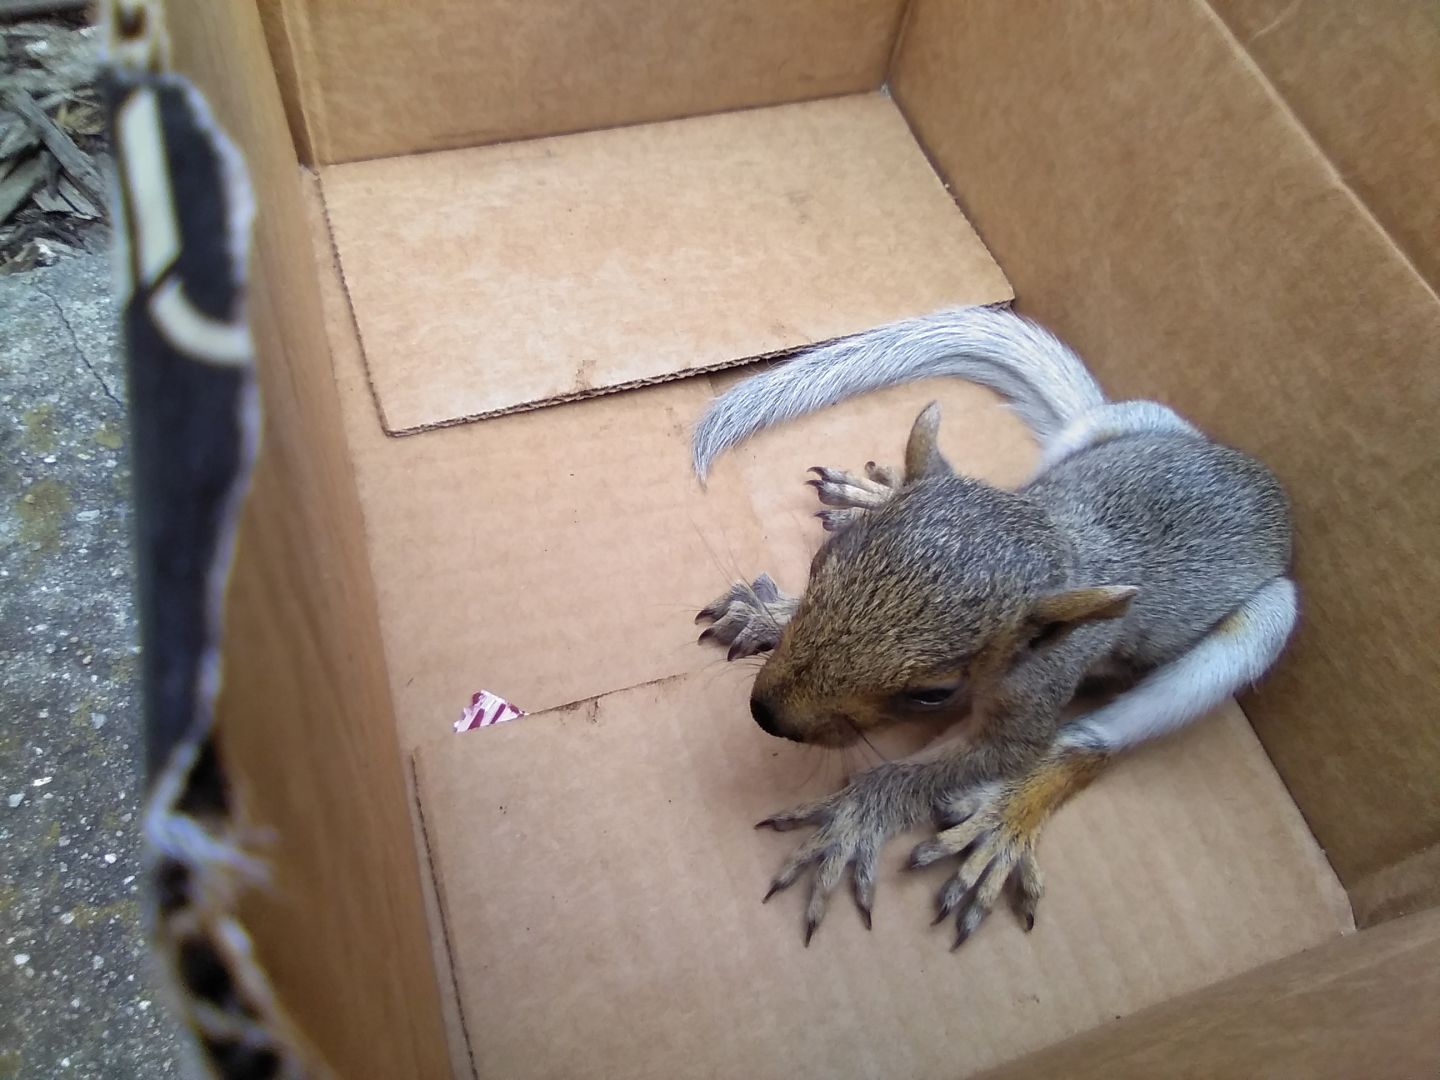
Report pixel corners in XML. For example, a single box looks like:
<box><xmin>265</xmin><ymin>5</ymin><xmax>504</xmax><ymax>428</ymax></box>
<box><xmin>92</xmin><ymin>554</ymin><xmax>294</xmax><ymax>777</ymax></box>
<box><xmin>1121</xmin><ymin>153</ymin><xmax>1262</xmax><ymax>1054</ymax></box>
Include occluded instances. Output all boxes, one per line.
<box><xmin>806</xmin><ymin>462</ymin><xmax>900</xmax><ymax>532</ymax></box>
<box><xmin>909</xmin><ymin>748</ymin><xmax>1109</xmax><ymax>949</ymax></box>
<box><xmin>696</xmin><ymin>573</ymin><xmax>798</xmax><ymax>660</ymax></box>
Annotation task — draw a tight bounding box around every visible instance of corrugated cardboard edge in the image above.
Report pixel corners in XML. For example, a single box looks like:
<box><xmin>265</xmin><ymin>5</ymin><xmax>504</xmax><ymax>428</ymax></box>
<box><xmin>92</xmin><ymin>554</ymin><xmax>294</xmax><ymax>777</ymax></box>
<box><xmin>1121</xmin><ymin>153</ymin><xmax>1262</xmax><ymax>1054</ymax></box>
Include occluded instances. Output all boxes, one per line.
<box><xmin>309</xmin><ymin>169</ymin><xmax>393</xmax><ymax>432</ymax></box>
<box><xmin>319</xmin><ymin>317</ymin><xmax>1017</xmax><ymax>439</ymax></box>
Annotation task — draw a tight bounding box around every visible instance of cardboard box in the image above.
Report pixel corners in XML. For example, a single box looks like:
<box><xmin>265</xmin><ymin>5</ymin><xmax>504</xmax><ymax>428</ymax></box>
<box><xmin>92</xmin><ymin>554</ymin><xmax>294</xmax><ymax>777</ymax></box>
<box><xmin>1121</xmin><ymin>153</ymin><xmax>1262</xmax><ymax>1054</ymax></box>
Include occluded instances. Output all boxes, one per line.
<box><xmin>168</xmin><ymin>1</ymin><xmax>1440</xmax><ymax>1076</ymax></box>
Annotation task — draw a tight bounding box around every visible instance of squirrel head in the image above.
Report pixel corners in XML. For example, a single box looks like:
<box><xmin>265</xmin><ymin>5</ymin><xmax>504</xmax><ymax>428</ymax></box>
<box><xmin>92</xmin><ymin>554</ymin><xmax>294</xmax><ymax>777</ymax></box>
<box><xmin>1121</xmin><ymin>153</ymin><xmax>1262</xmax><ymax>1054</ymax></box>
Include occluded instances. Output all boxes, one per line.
<box><xmin>749</xmin><ymin>403</ymin><xmax>1137</xmax><ymax>746</ymax></box>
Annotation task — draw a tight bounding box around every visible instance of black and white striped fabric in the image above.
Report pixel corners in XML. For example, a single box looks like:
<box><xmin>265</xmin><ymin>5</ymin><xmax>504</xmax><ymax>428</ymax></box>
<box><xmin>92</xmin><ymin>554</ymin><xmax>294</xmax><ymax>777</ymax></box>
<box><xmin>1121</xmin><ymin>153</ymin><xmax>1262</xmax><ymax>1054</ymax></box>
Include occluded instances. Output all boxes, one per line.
<box><xmin>105</xmin><ymin>2</ymin><xmax>321</xmax><ymax>1076</ymax></box>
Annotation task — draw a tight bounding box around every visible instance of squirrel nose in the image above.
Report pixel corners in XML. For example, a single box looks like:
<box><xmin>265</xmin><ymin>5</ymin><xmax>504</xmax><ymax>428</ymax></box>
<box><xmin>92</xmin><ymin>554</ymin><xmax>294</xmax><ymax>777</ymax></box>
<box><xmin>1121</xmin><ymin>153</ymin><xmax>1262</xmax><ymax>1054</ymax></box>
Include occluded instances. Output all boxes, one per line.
<box><xmin>750</xmin><ymin>696</ymin><xmax>782</xmax><ymax>737</ymax></box>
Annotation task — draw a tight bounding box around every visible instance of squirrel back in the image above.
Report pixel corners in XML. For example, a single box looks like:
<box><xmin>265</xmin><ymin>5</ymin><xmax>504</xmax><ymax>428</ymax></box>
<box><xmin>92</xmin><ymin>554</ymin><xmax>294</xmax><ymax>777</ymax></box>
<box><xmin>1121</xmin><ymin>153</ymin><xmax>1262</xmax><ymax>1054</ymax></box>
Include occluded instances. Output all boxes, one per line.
<box><xmin>1026</xmin><ymin>432</ymin><xmax>1291</xmax><ymax>678</ymax></box>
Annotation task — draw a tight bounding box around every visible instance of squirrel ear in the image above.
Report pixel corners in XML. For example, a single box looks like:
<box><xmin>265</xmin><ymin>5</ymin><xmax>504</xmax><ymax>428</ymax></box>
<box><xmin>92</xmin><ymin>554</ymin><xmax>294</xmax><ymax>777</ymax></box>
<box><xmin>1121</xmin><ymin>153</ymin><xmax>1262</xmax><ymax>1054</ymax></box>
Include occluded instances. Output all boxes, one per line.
<box><xmin>1025</xmin><ymin>586</ymin><xmax>1138</xmax><ymax>651</ymax></box>
<box><xmin>904</xmin><ymin>401</ymin><xmax>953</xmax><ymax>483</ymax></box>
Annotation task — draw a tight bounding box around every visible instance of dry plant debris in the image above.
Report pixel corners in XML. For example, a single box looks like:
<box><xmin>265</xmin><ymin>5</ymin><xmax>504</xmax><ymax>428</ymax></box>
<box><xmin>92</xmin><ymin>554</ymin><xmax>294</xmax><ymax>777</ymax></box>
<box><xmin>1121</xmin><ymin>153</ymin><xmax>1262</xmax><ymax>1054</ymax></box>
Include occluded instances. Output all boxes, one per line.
<box><xmin>1</xmin><ymin>13</ymin><xmax>109</xmax><ymax>273</ymax></box>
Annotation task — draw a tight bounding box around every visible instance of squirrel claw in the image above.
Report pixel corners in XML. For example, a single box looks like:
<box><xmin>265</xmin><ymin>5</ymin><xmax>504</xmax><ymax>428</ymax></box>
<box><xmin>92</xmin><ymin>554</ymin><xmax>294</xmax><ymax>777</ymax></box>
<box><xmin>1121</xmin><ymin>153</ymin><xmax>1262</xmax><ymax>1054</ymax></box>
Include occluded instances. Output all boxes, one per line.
<box><xmin>815</xmin><ymin>508</ymin><xmax>860</xmax><ymax>533</ymax></box>
<box><xmin>803</xmin><ymin>462</ymin><xmax>899</xmax><ymax>515</ymax></box>
<box><xmin>695</xmin><ymin>576</ymin><xmax>798</xmax><ymax>659</ymax></box>
<box><xmin>916</xmin><ymin>782</ymin><xmax>1050</xmax><ymax>951</ymax></box>
<box><xmin>1013</xmin><ymin>848</ymin><xmax>1044</xmax><ymax>931</ymax></box>
<box><xmin>852</xmin><ymin>875</ymin><xmax>875</xmax><ymax>930</ymax></box>
<box><xmin>934</xmin><ymin>790</ymin><xmax>984</xmax><ymax>830</ymax></box>
<box><xmin>757</xmin><ymin>777</ymin><xmax>895</xmax><ymax>946</ymax></box>
<box><xmin>908</xmin><ymin>839</ymin><xmax>951</xmax><ymax>870</ymax></box>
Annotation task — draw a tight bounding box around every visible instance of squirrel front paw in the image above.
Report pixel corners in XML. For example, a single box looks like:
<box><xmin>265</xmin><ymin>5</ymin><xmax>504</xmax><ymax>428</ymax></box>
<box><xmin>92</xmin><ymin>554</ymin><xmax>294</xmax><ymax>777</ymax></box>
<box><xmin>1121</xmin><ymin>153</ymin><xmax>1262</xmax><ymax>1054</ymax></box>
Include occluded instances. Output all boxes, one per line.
<box><xmin>908</xmin><ymin>751</ymin><xmax>1105</xmax><ymax>949</ymax></box>
<box><xmin>908</xmin><ymin>783</ymin><xmax>1047</xmax><ymax>950</ymax></box>
<box><xmin>696</xmin><ymin>573</ymin><xmax>798</xmax><ymax>660</ymax></box>
<box><xmin>756</xmin><ymin>767</ymin><xmax>910</xmax><ymax>945</ymax></box>
<box><xmin>806</xmin><ymin>462</ymin><xmax>900</xmax><ymax>532</ymax></box>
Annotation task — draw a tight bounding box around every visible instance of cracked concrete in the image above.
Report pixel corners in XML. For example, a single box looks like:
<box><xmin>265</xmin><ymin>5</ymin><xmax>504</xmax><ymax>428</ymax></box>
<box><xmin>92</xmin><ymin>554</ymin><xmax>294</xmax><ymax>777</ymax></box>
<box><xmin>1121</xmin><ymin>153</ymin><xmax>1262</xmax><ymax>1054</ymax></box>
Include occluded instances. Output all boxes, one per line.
<box><xmin>1</xmin><ymin>254</ymin><xmax>183</xmax><ymax>1078</ymax></box>
<box><xmin>32</xmin><ymin>283</ymin><xmax>123</xmax><ymax>409</ymax></box>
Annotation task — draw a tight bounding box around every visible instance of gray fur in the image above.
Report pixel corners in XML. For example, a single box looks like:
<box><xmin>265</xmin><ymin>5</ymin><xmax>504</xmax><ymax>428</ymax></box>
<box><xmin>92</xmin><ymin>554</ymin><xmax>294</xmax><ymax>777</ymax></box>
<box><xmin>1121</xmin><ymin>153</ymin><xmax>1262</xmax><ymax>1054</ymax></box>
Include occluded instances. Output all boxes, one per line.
<box><xmin>691</xmin><ymin>305</ymin><xmax>1106</xmax><ymax>478</ymax></box>
<box><xmin>1025</xmin><ymin>434</ymin><xmax>1291</xmax><ymax>678</ymax></box>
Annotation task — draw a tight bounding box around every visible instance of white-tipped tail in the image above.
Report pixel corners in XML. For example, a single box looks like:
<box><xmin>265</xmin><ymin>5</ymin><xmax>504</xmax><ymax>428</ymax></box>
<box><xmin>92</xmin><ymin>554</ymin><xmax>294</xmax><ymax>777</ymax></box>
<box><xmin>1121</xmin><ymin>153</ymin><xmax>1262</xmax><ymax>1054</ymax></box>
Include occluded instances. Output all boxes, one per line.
<box><xmin>691</xmin><ymin>305</ymin><xmax>1107</xmax><ymax>478</ymax></box>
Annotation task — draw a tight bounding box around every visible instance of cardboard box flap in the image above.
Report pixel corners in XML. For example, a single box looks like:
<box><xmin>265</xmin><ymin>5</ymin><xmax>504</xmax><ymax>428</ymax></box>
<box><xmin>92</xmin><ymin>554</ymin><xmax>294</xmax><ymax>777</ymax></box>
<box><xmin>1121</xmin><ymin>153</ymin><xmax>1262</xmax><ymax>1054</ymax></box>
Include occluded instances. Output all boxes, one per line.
<box><xmin>416</xmin><ymin>677</ymin><xmax>1351</xmax><ymax>1080</ymax></box>
<box><xmin>319</xmin><ymin>94</ymin><xmax>1012</xmax><ymax>434</ymax></box>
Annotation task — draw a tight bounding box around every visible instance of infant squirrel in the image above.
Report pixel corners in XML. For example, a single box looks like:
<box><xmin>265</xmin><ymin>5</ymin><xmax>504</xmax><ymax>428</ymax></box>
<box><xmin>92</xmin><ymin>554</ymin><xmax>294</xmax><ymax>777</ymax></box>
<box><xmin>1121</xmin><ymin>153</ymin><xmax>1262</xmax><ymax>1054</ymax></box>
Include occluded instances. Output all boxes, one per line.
<box><xmin>693</xmin><ymin>306</ymin><xmax>1295</xmax><ymax>948</ymax></box>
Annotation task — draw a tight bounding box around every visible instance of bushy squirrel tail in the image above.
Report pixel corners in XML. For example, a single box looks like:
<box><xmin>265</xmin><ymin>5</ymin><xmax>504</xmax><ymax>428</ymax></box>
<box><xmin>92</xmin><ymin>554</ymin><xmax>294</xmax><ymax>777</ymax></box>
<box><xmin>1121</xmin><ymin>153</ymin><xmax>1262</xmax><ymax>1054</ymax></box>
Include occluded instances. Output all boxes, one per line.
<box><xmin>691</xmin><ymin>305</ymin><xmax>1108</xmax><ymax>479</ymax></box>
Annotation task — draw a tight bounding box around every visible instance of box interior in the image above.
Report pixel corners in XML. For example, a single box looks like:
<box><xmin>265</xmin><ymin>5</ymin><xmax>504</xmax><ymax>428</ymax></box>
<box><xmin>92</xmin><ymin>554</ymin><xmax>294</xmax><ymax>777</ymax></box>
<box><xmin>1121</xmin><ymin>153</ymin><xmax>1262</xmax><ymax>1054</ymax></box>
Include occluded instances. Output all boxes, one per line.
<box><xmin>307</xmin><ymin>83</ymin><xmax>1356</xmax><ymax>1070</ymax></box>
<box><xmin>171</xmin><ymin>1</ymin><xmax>1440</xmax><ymax>1077</ymax></box>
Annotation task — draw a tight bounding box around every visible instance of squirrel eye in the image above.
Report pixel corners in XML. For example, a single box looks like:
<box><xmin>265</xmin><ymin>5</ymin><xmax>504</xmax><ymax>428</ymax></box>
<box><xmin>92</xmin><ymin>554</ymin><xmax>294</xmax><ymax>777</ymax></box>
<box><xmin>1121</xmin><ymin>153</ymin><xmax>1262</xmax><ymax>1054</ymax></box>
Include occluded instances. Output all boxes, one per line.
<box><xmin>902</xmin><ymin>687</ymin><xmax>956</xmax><ymax>707</ymax></box>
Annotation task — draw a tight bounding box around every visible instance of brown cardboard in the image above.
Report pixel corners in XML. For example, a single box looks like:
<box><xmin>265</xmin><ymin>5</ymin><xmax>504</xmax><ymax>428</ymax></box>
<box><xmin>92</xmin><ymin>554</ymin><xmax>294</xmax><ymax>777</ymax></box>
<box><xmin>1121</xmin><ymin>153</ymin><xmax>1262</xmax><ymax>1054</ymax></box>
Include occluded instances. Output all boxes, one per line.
<box><xmin>1349</xmin><ymin>842</ymin><xmax>1440</xmax><ymax>929</ymax></box>
<box><xmin>320</xmin><ymin>94</ymin><xmax>1011</xmax><ymax>434</ymax></box>
<box><xmin>415</xmin><ymin>676</ymin><xmax>1350</xmax><ymax>1080</ymax></box>
<box><xmin>891</xmin><ymin>0</ymin><xmax>1440</xmax><ymax>908</ymax></box>
<box><xmin>165</xmin><ymin>2</ymin><xmax>452</xmax><ymax>1075</ymax></box>
<box><xmin>307</xmin><ymin>171</ymin><xmax>765</xmax><ymax>746</ymax></box>
<box><xmin>978</xmin><ymin>907</ymin><xmax>1440</xmax><ymax>1080</ymax></box>
<box><xmin>260</xmin><ymin>0</ymin><xmax>910</xmax><ymax>163</ymax></box>
<box><xmin>1210</xmin><ymin>0</ymin><xmax>1440</xmax><ymax>293</ymax></box>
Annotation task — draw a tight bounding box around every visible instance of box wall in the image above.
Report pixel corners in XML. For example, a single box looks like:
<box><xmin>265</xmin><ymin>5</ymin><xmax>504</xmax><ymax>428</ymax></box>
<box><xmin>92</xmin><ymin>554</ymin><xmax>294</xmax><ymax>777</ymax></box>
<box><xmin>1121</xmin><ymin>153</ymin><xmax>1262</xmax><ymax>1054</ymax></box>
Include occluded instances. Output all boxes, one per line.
<box><xmin>978</xmin><ymin>907</ymin><xmax>1440</xmax><ymax>1079</ymax></box>
<box><xmin>258</xmin><ymin>0</ymin><xmax>911</xmax><ymax>164</ymax></box>
<box><xmin>1210</xmin><ymin>0</ymin><xmax>1440</xmax><ymax>293</ymax></box>
<box><xmin>163</xmin><ymin>3</ymin><xmax>451</xmax><ymax>1075</ymax></box>
<box><xmin>890</xmin><ymin>0</ymin><xmax>1440</xmax><ymax>909</ymax></box>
